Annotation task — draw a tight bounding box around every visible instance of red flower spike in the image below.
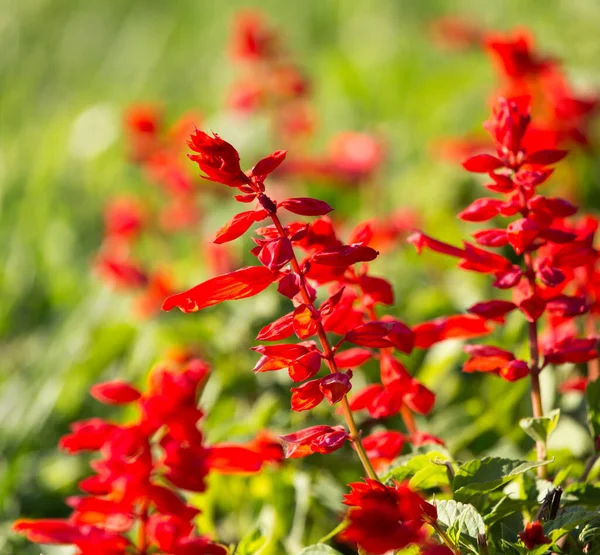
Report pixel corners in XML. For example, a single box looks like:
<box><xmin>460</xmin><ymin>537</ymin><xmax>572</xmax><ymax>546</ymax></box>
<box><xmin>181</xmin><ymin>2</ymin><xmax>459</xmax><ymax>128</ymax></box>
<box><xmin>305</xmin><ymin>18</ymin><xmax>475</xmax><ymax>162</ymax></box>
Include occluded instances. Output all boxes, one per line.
<box><xmin>519</xmin><ymin>521</ymin><xmax>551</xmax><ymax>550</ymax></box>
<box><xmin>212</xmin><ymin>209</ymin><xmax>268</xmax><ymax>244</ymax></box>
<box><xmin>187</xmin><ymin>130</ymin><xmax>250</xmax><ymax>188</ymax></box>
<box><xmin>357</xmin><ymin>275</ymin><xmax>395</xmax><ymax>306</ymax></box>
<box><xmin>279</xmin><ymin>197</ymin><xmax>334</xmax><ymax>216</ymax></box>
<box><xmin>90</xmin><ymin>380</ymin><xmax>142</xmax><ymax>405</ymax></box>
<box><xmin>290</xmin><ymin>379</ymin><xmax>325</xmax><ymax>411</ymax></box>
<box><xmin>462</xmin><ymin>153</ymin><xmax>505</xmax><ymax>172</ymax></box>
<box><xmin>162</xmin><ymin>266</ymin><xmax>276</xmax><ymax>313</ymax></box>
<box><xmin>319</xmin><ymin>371</ymin><xmax>352</xmax><ymax>405</ymax></box>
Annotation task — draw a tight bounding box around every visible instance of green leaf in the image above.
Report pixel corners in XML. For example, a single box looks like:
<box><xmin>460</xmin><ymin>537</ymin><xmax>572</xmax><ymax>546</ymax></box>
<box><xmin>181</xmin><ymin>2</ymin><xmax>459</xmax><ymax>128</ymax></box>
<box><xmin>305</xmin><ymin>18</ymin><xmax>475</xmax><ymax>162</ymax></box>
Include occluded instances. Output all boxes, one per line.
<box><xmin>586</xmin><ymin>379</ymin><xmax>600</xmax><ymax>442</ymax></box>
<box><xmin>383</xmin><ymin>450</ymin><xmax>451</xmax><ymax>487</ymax></box>
<box><xmin>436</xmin><ymin>499</ymin><xmax>485</xmax><ymax>552</ymax></box>
<box><xmin>579</xmin><ymin>517</ymin><xmax>600</xmax><ymax>544</ymax></box>
<box><xmin>235</xmin><ymin>527</ymin><xmax>267</xmax><ymax>555</ymax></box>
<box><xmin>453</xmin><ymin>457</ymin><xmax>552</xmax><ymax>501</ymax></box>
<box><xmin>484</xmin><ymin>495</ymin><xmax>529</xmax><ymax>526</ymax></box>
<box><xmin>544</xmin><ymin>507</ymin><xmax>598</xmax><ymax>540</ymax></box>
<box><xmin>519</xmin><ymin>408</ymin><xmax>560</xmax><ymax>444</ymax></box>
<box><xmin>299</xmin><ymin>545</ymin><xmax>344</xmax><ymax>555</ymax></box>
<box><xmin>563</xmin><ymin>482</ymin><xmax>600</xmax><ymax>506</ymax></box>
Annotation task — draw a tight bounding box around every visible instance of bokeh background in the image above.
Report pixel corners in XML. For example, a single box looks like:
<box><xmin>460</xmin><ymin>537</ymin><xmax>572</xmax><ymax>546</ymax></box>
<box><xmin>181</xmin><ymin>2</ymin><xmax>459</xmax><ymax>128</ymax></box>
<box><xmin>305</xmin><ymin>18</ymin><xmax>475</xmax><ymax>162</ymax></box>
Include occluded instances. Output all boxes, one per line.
<box><xmin>3</xmin><ymin>0</ymin><xmax>600</xmax><ymax>553</ymax></box>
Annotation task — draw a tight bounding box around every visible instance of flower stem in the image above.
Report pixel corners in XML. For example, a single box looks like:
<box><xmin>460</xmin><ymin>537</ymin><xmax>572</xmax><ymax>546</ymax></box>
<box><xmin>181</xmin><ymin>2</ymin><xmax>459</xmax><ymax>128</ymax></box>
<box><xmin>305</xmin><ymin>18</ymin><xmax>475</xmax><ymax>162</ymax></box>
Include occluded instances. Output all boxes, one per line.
<box><xmin>427</xmin><ymin>517</ymin><xmax>461</xmax><ymax>555</ymax></box>
<box><xmin>523</xmin><ymin>251</ymin><xmax>547</xmax><ymax>479</ymax></box>
<box><xmin>270</xmin><ymin>212</ymin><xmax>380</xmax><ymax>481</ymax></box>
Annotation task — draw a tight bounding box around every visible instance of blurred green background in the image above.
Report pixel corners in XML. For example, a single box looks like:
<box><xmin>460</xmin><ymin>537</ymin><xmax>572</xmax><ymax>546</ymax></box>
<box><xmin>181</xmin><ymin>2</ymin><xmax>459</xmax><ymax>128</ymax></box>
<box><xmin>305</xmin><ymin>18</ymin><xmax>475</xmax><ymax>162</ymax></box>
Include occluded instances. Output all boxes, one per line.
<box><xmin>2</xmin><ymin>0</ymin><xmax>600</xmax><ymax>553</ymax></box>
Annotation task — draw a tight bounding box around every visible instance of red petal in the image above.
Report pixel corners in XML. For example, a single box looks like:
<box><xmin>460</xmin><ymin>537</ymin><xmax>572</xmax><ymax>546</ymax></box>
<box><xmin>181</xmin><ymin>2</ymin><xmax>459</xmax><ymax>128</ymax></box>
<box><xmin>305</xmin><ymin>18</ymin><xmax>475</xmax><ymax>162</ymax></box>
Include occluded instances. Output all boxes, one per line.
<box><xmin>344</xmin><ymin>322</ymin><xmax>395</xmax><ymax>348</ymax></box>
<box><xmin>90</xmin><ymin>380</ymin><xmax>141</xmax><ymax>405</ymax></box>
<box><xmin>293</xmin><ymin>304</ymin><xmax>320</xmax><ymax>339</ymax></box>
<box><xmin>413</xmin><ymin>315</ymin><xmax>491</xmax><ymax>349</ymax></box>
<box><xmin>312</xmin><ymin>245</ymin><xmax>379</xmax><ymax>266</ymax></box>
<box><xmin>462</xmin><ymin>154</ymin><xmax>504</xmax><ymax>172</ymax></box>
<box><xmin>334</xmin><ymin>348</ymin><xmax>373</xmax><ymax>368</ymax></box>
<box><xmin>467</xmin><ymin>300</ymin><xmax>516</xmax><ymax>322</ymax></box>
<box><xmin>162</xmin><ymin>266</ymin><xmax>275</xmax><ymax>312</ymax></box>
<box><xmin>319</xmin><ymin>372</ymin><xmax>352</xmax><ymax>405</ymax></box>
<box><xmin>258</xmin><ymin>237</ymin><xmax>294</xmax><ymax>270</ymax></box>
<box><xmin>288</xmin><ymin>350</ymin><xmax>322</xmax><ymax>382</ymax></box>
<box><xmin>290</xmin><ymin>379</ymin><xmax>325</xmax><ymax>411</ymax></box>
<box><xmin>250</xmin><ymin>150</ymin><xmax>287</xmax><ymax>177</ymax></box>
<box><xmin>256</xmin><ymin>312</ymin><xmax>295</xmax><ymax>341</ymax></box>
<box><xmin>525</xmin><ymin>149</ymin><xmax>568</xmax><ymax>165</ymax></box>
<box><xmin>213</xmin><ymin>210</ymin><xmax>267</xmax><ymax>244</ymax></box>
<box><xmin>279</xmin><ymin>197</ymin><xmax>334</xmax><ymax>216</ymax></box>
<box><xmin>458</xmin><ymin>198</ymin><xmax>504</xmax><ymax>222</ymax></box>
<box><xmin>206</xmin><ymin>445</ymin><xmax>265</xmax><ymax>473</ymax></box>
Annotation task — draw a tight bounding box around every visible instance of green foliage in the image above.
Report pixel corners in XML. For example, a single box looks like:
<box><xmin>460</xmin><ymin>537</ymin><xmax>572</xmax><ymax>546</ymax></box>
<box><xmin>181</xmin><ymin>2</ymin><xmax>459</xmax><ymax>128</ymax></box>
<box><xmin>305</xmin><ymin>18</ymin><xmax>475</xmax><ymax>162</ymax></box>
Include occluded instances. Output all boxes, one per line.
<box><xmin>436</xmin><ymin>499</ymin><xmax>486</xmax><ymax>553</ymax></box>
<box><xmin>520</xmin><ymin>409</ymin><xmax>560</xmax><ymax>445</ymax></box>
<box><xmin>453</xmin><ymin>457</ymin><xmax>552</xmax><ymax>501</ymax></box>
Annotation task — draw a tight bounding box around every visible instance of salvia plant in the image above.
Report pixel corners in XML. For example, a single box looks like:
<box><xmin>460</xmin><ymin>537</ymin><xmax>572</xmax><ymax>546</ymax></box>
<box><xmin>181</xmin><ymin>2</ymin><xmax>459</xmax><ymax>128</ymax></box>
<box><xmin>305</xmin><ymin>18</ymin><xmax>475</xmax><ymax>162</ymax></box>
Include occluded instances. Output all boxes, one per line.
<box><xmin>12</xmin><ymin>11</ymin><xmax>600</xmax><ymax>555</ymax></box>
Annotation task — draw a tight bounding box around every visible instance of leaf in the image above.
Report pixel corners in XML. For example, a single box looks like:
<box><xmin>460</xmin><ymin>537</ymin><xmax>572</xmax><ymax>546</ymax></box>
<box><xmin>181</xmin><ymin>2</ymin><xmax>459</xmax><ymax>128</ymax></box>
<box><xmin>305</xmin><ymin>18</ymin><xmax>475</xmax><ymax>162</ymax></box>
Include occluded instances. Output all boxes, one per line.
<box><xmin>586</xmin><ymin>379</ymin><xmax>600</xmax><ymax>443</ymax></box>
<box><xmin>579</xmin><ymin>517</ymin><xmax>600</xmax><ymax>544</ymax></box>
<box><xmin>544</xmin><ymin>507</ymin><xmax>597</xmax><ymax>540</ymax></box>
<box><xmin>519</xmin><ymin>408</ymin><xmax>560</xmax><ymax>444</ymax></box>
<box><xmin>563</xmin><ymin>482</ymin><xmax>600</xmax><ymax>506</ymax></box>
<box><xmin>382</xmin><ymin>450</ymin><xmax>451</xmax><ymax>487</ymax></box>
<box><xmin>436</xmin><ymin>499</ymin><xmax>486</xmax><ymax>551</ymax></box>
<box><xmin>453</xmin><ymin>457</ymin><xmax>552</xmax><ymax>501</ymax></box>
<box><xmin>484</xmin><ymin>495</ymin><xmax>529</xmax><ymax>526</ymax></box>
<box><xmin>298</xmin><ymin>545</ymin><xmax>344</xmax><ymax>555</ymax></box>
<box><xmin>235</xmin><ymin>526</ymin><xmax>267</xmax><ymax>554</ymax></box>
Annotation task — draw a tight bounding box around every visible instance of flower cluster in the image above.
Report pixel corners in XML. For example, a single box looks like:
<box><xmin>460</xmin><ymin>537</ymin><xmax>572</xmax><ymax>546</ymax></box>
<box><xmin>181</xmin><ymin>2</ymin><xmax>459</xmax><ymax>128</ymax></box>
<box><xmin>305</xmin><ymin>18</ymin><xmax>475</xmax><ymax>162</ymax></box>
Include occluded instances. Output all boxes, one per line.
<box><xmin>159</xmin><ymin>127</ymin><xmax>505</xmax><ymax>553</ymax></box>
<box><xmin>14</xmin><ymin>356</ymin><xmax>282</xmax><ymax>554</ymax></box>
<box><xmin>433</xmin><ymin>23</ymin><xmax>598</xmax><ymax>160</ymax></box>
<box><xmin>410</xmin><ymin>94</ymin><xmax>599</xmax><ymax>474</ymax></box>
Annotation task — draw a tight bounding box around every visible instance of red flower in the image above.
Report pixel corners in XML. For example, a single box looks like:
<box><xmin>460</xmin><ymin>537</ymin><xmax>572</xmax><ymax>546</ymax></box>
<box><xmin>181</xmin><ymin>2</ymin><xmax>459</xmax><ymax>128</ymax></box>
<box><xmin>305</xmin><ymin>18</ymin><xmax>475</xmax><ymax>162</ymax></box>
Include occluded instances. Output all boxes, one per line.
<box><xmin>187</xmin><ymin>130</ymin><xmax>250</xmax><ymax>188</ymax></box>
<box><xmin>519</xmin><ymin>520</ymin><xmax>551</xmax><ymax>550</ymax></box>
<box><xmin>340</xmin><ymin>480</ymin><xmax>436</xmax><ymax>554</ymax></box>
<box><xmin>278</xmin><ymin>425</ymin><xmax>347</xmax><ymax>458</ymax></box>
